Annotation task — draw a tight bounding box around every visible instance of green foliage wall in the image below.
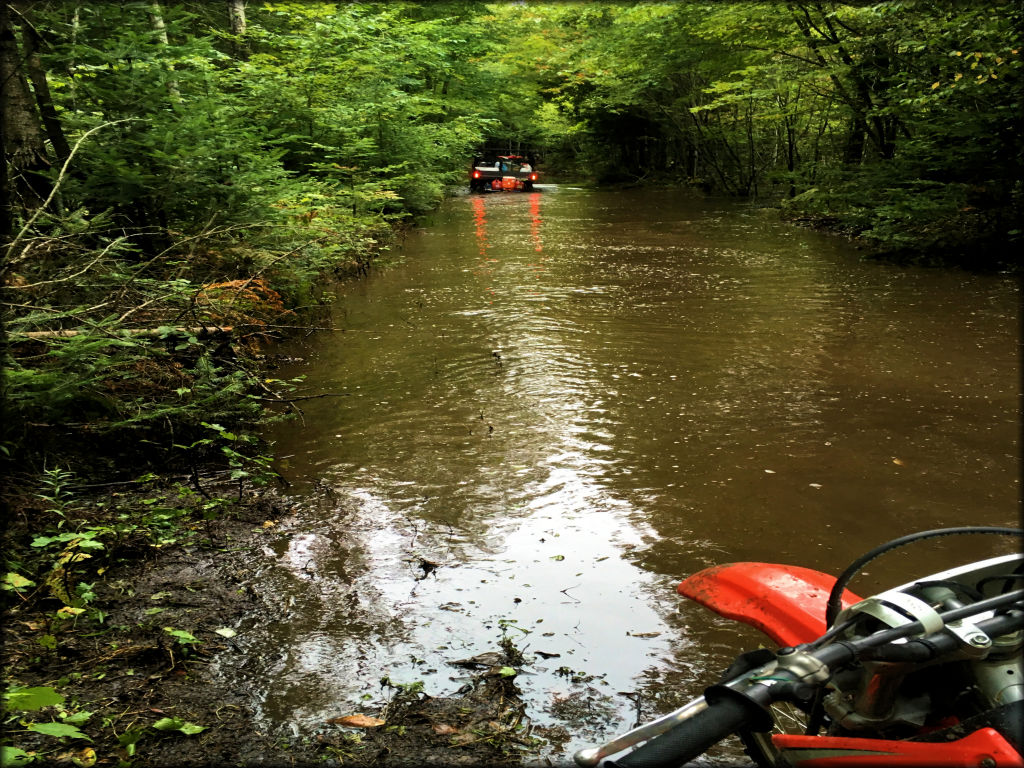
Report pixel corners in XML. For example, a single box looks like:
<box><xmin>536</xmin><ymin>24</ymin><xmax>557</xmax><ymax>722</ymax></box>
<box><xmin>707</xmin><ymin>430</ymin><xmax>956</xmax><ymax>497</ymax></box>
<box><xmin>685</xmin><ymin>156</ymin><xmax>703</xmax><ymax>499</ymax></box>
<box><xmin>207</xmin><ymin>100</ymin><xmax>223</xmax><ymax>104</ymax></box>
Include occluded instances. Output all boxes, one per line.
<box><xmin>1</xmin><ymin>1</ymin><xmax>501</xmax><ymax>473</ymax></box>
<box><xmin>505</xmin><ymin>1</ymin><xmax>1021</xmax><ymax>264</ymax></box>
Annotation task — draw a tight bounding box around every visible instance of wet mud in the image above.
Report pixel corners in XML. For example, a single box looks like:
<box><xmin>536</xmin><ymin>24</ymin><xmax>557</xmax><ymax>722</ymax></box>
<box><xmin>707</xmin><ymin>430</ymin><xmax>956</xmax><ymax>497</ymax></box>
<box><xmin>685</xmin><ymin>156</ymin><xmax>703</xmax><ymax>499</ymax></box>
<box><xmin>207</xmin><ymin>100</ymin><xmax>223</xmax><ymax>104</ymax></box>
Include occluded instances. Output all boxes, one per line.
<box><xmin>2</xmin><ymin>482</ymin><xmax>556</xmax><ymax>767</ymax></box>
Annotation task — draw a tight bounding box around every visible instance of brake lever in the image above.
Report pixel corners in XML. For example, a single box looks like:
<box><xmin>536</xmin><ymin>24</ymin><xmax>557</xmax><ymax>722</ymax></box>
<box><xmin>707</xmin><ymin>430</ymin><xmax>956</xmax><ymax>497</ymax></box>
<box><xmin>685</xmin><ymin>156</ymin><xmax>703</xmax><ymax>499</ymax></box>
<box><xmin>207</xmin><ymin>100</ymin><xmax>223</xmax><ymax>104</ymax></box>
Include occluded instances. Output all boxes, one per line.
<box><xmin>572</xmin><ymin>695</ymin><xmax>708</xmax><ymax>767</ymax></box>
<box><xmin>573</xmin><ymin>654</ymin><xmax>786</xmax><ymax>767</ymax></box>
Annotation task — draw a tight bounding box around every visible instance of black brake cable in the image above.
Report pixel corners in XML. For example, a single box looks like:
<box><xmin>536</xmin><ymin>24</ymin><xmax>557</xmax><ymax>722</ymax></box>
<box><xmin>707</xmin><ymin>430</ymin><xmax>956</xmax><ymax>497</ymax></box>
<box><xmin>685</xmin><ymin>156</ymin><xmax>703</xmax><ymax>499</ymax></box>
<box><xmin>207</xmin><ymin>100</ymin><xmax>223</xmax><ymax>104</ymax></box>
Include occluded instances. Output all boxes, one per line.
<box><xmin>977</xmin><ymin>573</ymin><xmax>1024</xmax><ymax>595</ymax></box>
<box><xmin>824</xmin><ymin>526</ymin><xmax>1024</xmax><ymax>629</ymax></box>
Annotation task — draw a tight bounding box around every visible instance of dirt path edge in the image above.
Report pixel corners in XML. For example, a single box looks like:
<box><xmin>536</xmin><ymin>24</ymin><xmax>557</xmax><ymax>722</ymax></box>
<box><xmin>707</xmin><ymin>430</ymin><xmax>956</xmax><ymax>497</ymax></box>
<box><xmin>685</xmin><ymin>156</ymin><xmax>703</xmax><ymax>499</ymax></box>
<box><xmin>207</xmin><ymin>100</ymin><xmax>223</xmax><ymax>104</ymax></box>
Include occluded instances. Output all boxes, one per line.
<box><xmin>2</xmin><ymin>483</ymin><xmax>539</xmax><ymax>768</ymax></box>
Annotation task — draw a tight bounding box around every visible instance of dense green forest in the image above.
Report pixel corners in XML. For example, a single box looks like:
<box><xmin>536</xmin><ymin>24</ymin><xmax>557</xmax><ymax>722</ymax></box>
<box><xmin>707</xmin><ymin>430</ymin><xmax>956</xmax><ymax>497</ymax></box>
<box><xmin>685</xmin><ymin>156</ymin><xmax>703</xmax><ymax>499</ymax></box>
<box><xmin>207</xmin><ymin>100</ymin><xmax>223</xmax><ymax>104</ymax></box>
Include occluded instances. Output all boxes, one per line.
<box><xmin>1</xmin><ymin>2</ymin><xmax>1020</xmax><ymax>763</ymax></box>
<box><xmin>3</xmin><ymin>0</ymin><xmax>1021</xmax><ymax>477</ymax></box>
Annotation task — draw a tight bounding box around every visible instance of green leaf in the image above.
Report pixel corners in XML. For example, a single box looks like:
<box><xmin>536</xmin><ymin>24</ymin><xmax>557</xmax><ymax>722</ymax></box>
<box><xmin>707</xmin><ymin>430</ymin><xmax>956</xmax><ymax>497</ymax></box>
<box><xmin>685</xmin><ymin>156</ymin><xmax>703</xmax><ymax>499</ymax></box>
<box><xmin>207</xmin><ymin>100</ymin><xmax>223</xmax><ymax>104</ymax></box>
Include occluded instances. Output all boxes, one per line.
<box><xmin>214</xmin><ymin>627</ymin><xmax>237</xmax><ymax>638</ymax></box>
<box><xmin>498</xmin><ymin>666</ymin><xmax>517</xmax><ymax>678</ymax></box>
<box><xmin>0</xmin><ymin>746</ymin><xmax>35</xmax><ymax>765</ymax></box>
<box><xmin>3</xmin><ymin>686</ymin><xmax>65</xmax><ymax>712</ymax></box>
<box><xmin>117</xmin><ymin>728</ymin><xmax>146</xmax><ymax>756</ymax></box>
<box><xmin>163</xmin><ymin>628</ymin><xmax>200</xmax><ymax>645</ymax></box>
<box><xmin>26</xmin><ymin>721</ymin><xmax>92</xmax><ymax>740</ymax></box>
<box><xmin>2</xmin><ymin>572</ymin><xmax>35</xmax><ymax>591</ymax></box>
<box><xmin>62</xmin><ymin>710</ymin><xmax>93</xmax><ymax>725</ymax></box>
<box><xmin>177</xmin><ymin>721</ymin><xmax>207</xmax><ymax>736</ymax></box>
<box><xmin>152</xmin><ymin>717</ymin><xmax>206</xmax><ymax>735</ymax></box>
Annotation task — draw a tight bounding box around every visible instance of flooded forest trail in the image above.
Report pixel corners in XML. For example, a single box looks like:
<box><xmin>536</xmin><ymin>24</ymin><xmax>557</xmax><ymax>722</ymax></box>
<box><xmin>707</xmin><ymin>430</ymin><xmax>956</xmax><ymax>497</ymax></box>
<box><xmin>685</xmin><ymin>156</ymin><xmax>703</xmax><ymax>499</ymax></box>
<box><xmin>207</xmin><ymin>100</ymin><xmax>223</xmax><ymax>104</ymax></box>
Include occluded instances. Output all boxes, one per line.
<box><xmin>222</xmin><ymin>187</ymin><xmax>1019</xmax><ymax>761</ymax></box>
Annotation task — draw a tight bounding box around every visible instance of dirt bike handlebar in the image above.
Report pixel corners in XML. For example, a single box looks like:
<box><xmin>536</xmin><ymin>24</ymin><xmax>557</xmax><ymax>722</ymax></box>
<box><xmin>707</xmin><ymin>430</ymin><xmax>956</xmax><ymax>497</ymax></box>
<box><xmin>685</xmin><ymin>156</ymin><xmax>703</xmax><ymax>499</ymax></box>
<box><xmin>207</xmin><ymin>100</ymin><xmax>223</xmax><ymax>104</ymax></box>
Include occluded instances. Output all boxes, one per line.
<box><xmin>604</xmin><ymin>693</ymin><xmax>758</xmax><ymax>768</ymax></box>
<box><xmin>576</xmin><ymin>590</ymin><xmax>1024</xmax><ymax>768</ymax></box>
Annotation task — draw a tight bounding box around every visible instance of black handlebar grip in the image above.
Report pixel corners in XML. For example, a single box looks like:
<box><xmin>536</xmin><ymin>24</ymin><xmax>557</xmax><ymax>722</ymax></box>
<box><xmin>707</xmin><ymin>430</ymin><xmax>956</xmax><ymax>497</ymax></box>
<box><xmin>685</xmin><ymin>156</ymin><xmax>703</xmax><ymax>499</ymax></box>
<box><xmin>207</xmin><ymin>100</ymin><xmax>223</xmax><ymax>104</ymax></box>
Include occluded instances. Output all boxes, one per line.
<box><xmin>605</xmin><ymin>695</ymin><xmax>754</xmax><ymax>768</ymax></box>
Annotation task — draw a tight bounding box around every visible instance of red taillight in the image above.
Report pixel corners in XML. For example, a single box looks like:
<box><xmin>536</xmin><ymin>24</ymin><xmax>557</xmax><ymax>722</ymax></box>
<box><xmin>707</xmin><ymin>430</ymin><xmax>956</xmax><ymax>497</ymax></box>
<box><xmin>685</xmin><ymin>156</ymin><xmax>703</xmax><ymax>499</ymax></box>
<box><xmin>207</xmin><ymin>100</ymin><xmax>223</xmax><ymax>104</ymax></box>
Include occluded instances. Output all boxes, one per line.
<box><xmin>530</xmin><ymin>174</ymin><xmax>538</xmax><ymax>181</ymax></box>
<box><xmin>473</xmin><ymin>170</ymin><xmax>481</xmax><ymax>179</ymax></box>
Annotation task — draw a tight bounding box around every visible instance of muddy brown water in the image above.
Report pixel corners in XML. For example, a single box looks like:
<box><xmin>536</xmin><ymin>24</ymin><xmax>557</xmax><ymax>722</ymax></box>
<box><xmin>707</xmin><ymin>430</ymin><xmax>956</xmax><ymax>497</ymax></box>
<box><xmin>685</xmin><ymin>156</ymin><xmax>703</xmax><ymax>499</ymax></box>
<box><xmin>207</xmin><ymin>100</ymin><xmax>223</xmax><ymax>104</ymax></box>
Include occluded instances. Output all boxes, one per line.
<box><xmin>222</xmin><ymin>187</ymin><xmax>1019</xmax><ymax>763</ymax></box>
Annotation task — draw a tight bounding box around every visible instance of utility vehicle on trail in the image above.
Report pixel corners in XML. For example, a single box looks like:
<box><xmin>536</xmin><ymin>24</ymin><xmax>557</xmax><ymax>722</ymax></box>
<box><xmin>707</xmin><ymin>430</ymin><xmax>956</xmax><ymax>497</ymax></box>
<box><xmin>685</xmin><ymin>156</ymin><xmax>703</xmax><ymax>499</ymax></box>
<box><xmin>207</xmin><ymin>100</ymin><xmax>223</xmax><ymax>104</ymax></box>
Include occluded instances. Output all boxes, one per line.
<box><xmin>469</xmin><ymin>154</ymin><xmax>538</xmax><ymax>192</ymax></box>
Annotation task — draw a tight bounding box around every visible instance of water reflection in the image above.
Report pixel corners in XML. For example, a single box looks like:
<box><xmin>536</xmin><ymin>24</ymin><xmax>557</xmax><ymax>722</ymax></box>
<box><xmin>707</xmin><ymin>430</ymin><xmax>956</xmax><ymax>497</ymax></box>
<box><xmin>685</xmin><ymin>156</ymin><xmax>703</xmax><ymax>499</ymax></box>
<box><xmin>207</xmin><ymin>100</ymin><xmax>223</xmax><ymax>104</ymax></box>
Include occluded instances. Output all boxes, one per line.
<box><xmin>472</xmin><ymin>194</ymin><xmax>488</xmax><ymax>258</ymax></box>
<box><xmin>530</xmin><ymin>191</ymin><xmax>544</xmax><ymax>253</ymax></box>
<box><xmin>235</xmin><ymin>187</ymin><xmax>1019</xmax><ymax>761</ymax></box>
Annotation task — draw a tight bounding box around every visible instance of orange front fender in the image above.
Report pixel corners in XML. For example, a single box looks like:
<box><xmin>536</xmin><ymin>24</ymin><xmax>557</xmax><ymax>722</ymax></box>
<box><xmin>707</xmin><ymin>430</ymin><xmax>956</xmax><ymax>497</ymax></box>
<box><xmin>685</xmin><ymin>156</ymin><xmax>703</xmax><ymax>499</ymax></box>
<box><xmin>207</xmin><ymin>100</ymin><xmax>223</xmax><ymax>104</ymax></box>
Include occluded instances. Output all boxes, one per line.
<box><xmin>678</xmin><ymin>562</ymin><xmax>862</xmax><ymax>646</ymax></box>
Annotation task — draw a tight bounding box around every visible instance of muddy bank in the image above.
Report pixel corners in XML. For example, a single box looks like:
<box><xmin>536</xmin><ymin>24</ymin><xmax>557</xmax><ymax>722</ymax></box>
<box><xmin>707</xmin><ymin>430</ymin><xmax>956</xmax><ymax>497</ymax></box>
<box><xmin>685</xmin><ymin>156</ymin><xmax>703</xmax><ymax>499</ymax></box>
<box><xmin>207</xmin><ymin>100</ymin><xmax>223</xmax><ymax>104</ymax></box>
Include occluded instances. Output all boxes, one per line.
<box><xmin>2</xmin><ymin>480</ymin><xmax>549</xmax><ymax>767</ymax></box>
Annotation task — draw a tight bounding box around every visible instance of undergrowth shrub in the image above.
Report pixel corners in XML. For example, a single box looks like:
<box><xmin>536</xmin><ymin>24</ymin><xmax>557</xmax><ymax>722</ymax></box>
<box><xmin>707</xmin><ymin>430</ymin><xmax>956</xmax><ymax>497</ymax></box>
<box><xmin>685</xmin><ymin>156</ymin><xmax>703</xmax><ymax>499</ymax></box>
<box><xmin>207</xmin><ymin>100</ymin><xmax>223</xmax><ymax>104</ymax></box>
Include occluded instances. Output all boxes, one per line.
<box><xmin>0</xmin><ymin>198</ymin><xmax>379</xmax><ymax>478</ymax></box>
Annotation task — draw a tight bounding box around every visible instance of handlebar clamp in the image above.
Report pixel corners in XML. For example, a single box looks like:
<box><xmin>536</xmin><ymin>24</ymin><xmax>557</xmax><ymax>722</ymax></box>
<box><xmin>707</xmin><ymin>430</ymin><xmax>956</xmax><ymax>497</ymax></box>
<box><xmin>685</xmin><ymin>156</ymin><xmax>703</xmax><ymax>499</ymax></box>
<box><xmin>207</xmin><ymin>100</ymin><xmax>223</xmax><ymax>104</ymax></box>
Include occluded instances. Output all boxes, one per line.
<box><xmin>775</xmin><ymin>647</ymin><xmax>830</xmax><ymax>684</ymax></box>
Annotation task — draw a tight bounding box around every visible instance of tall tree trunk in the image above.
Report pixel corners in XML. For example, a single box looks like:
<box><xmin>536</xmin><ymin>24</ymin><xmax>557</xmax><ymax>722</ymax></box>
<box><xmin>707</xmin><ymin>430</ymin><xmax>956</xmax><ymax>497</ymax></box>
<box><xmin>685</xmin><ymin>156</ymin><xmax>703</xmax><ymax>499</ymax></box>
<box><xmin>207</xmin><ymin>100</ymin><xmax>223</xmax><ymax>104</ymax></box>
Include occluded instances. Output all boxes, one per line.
<box><xmin>785</xmin><ymin>114</ymin><xmax>797</xmax><ymax>197</ymax></box>
<box><xmin>227</xmin><ymin>0</ymin><xmax>246</xmax><ymax>35</ymax></box>
<box><xmin>67</xmin><ymin>5</ymin><xmax>79</xmax><ymax>109</ymax></box>
<box><xmin>226</xmin><ymin>0</ymin><xmax>248</xmax><ymax>59</ymax></box>
<box><xmin>0</xmin><ymin>87</ymin><xmax>9</xmax><ymax>247</ymax></box>
<box><xmin>148</xmin><ymin>1</ymin><xmax>169</xmax><ymax>45</ymax></box>
<box><xmin>843</xmin><ymin>119</ymin><xmax>866</xmax><ymax>166</ymax></box>
<box><xmin>788</xmin><ymin>2</ymin><xmax>872</xmax><ymax>167</ymax></box>
<box><xmin>19</xmin><ymin>16</ymin><xmax>71</xmax><ymax>164</ymax></box>
<box><xmin>745</xmin><ymin>95</ymin><xmax>757</xmax><ymax>196</ymax></box>
<box><xmin>147</xmin><ymin>2</ymin><xmax>180</xmax><ymax>100</ymax></box>
<box><xmin>0</xmin><ymin>3</ymin><xmax>51</xmax><ymax>219</ymax></box>
<box><xmin>790</xmin><ymin>2</ymin><xmax>905</xmax><ymax>162</ymax></box>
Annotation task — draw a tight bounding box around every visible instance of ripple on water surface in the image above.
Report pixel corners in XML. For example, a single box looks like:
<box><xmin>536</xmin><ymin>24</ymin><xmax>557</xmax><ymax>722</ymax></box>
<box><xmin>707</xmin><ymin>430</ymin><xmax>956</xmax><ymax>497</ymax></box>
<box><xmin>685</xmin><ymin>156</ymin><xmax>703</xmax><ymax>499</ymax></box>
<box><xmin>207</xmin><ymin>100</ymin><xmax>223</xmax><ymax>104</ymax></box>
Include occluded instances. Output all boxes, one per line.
<box><xmin>232</xmin><ymin>187</ymin><xmax>1019</xmax><ymax>762</ymax></box>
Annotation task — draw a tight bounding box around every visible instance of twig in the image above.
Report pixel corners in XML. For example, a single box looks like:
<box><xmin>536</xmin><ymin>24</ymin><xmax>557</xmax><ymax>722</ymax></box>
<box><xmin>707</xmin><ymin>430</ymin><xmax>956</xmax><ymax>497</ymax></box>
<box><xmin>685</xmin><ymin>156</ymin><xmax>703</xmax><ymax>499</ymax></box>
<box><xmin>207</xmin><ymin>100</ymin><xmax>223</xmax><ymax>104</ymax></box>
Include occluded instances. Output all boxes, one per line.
<box><xmin>239</xmin><ymin>324</ymin><xmax>337</xmax><ymax>332</ymax></box>
<box><xmin>4</xmin><ymin>119</ymin><xmax>140</xmax><ymax>265</ymax></box>
<box><xmin>2</xmin><ymin>301</ymin><xmax>124</xmax><ymax>339</ymax></box>
<box><xmin>248</xmin><ymin>392</ymin><xmax>349</xmax><ymax>402</ymax></box>
<box><xmin>6</xmin><ymin>236</ymin><xmax>128</xmax><ymax>289</ymax></box>
<box><xmin>68</xmin><ymin>477</ymin><xmax>166</xmax><ymax>490</ymax></box>
<box><xmin>114</xmin><ymin>221</ymin><xmax>256</xmax><ymax>295</ymax></box>
<box><xmin>116</xmin><ymin>289</ymin><xmax>192</xmax><ymax>324</ymax></box>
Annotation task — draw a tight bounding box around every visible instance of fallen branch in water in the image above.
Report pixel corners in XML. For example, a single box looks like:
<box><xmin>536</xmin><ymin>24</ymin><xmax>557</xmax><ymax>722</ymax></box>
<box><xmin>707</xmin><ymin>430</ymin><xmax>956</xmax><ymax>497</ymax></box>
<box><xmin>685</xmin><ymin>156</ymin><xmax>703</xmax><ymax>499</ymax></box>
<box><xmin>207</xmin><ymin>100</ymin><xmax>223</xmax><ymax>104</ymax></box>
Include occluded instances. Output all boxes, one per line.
<box><xmin>249</xmin><ymin>392</ymin><xmax>349</xmax><ymax>402</ymax></box>
<box><xmin>241</xmin><ymin>324</ymin><xmax>337</xmax><ymax>332</ymax></box>
<box><xmin>14</xmin><ymin>326</ymin><xmax>233</xmax><ymax>339</ymax></box>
